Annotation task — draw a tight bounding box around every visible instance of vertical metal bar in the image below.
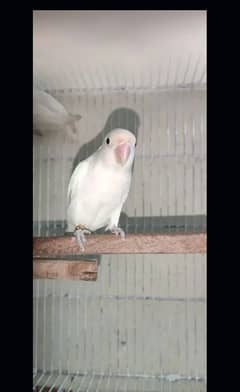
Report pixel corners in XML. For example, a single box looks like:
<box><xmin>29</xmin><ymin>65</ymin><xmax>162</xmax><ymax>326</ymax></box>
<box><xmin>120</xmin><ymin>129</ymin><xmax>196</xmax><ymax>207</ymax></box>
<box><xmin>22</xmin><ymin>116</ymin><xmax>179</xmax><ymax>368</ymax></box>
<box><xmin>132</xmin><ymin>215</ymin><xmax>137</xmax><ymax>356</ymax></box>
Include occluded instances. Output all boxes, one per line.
<box><xmin>150</xmin><ymin>255</ymin><xmax>154</xmax><ymax>390</ymax></box>
<box><xmin>192</xmin><ymin>111</ymin><xmax>196</xmax><ymax>231</ymax></box>
<box><xmin>38</xmin><ymin>144</ymin><xmax>42</xmax><ymax>236</ymax></box>
<box><xmin>46</xmin><ymin>145</ymin><xmax>50</xmax><ymax>236</ymax></box>
<box><xmin>105</xmin><ymin>373</ymin><xmax>112</xmax><ymax>391</ymax></box>
<box><xmin>158</xmin><ymin>77</ymin><xmax>162</xmax><ymax>226</ymax></box>
<box><xmin>134</xmin><ymin>375</ymin><xmax>138</xmax><ymax>392</ymax></box>
<box><xmin>95</xmin><ymin>374</ymin><xmax>104</xmax><ymax>392</ymax></box>
<box><xmin>174</xmin><ymin>61</ymin><xmax>180</xmax><ymax>233</ymax></box>
<box><xmin>203</xmin><ymin>254</ymin><xmax>206</xmax><ymax>378</ymax></box>
<box><xmin>51</xmin><ymin>279</ymin><xmax>55</xmax><ymax>373</ymax></box>
<box><xmin>125</xmin><ymin>255</ymin><xmax>128</xmax><ymax>376</ymax></box>
<box><xmin>34</xmin><ymin>279</ymin><xmax>39</xmax><ymax>373</ymax></box>
<box><xmin>200</xmin><ymin>113</ymin><xmax>203</xmax><ymax>232</ymax></box>
<box><xmin>76</xmin><ymin>283</ymin><xmax>80</xmax><ymax>375</ymax></box>
<box><xmin>123</xmin><ymin>374</ymin><xmax>128</xmax><ymax>392</ymax></box>
<box><xmin>86</xmin><ymin>81</ymin><xmax>89</xmax><ymax>162</ymax></box>
<box><xmin>166</xmin><ymin>57</ymin><xmax>171</xmax><ymax>234</ymax></box>
<box><xmin>157</xmin><ymin>64</ymin><xmax>161</xmax><ymax>89</ymax></box>
<box><xmin>159</xmin><ymin>255</ymin><xmax>162</xmax><ymax>373</ymax></box>
<box><xmin>67</xmin><ymin>286</ymin><xmax>71</xmax><ymax>375</ymax></box>
<box><xmin>149</xmin><ymin>70</ymin><xmax>153</xmax><ymax>234</ymax></box>
<box><xmin>182</xmin><ymin>55</ymin><xmax>192</xmax><ymax>86</ymax></box>
<box><xmin>115</xmin><ymin>66</ymin><xmax>120</xmax><ymax>90</ymax></box>
<box><xmin>126</xmin><ymin>74</ymin><xmax>129</xmax><ymax>234</ymax></box>
<box><xmin>201</xmin><ymin>100</ymin><xmax>205</xmax><ymax>231</ymax></box>
<box><xmin>52</xmin><ymin>141</ymin><xmax>57</xmax><ymax>235</ymax></box>
<box><xmin>61</xmin><ymin>135</ymin><xmax>66</xmax><ymax>232</ymax></box>
<box><xmin>82</xmin><ymin>286</ymin><xmax>87</xmax><ymax>375</ymax></box>
<box><xmin>183</xmin><ymin>89</ymin><xmax>187</xmax><ymax>232</ymax></box>
<box><xmin>184</xmin><ymin>254</ymin><xmax>189</xmax><ymax>375</ymax></box>
<box><xmin>141</xmin><ymin>72</ymin><xmax>145</xmax><ymax>233</ymax></box>
<box><xmin>166</xmin><ymin>57</ymin><xmax>171</xmax><ymax>87</ymax></box>
<box><xmin>42</xmin><ymin>280</ymin><xmax>47</xmax><ymax>373</ymax></box>
<box><xmin>198</xmin><ymin>67</ymin><xmax>206</xmax><ymax>85</ymax></box>
<box><xmin>114</xmin><ymin>375</ymin><xmax>120</xmax><ymax>392</ymax></box>
<box><xmin>166</xmin><ymin>93</ymin><xmax>170</xmax><ymax>233</ymax></box>
<box><xmin>134</xmin><ymin>254</ymin><xmax>137</xmax><ymax>377</ymax></box>
<box><xmin>141</xmin><ymin>376</ymin><xmax>145</xmax><ymax>392</ymax></box>
<box><xmin>116</xmin><ymin>255</ymin><xmax>120</xmax><ymax>373</ymax></box>
<box><xmin>142</xmin><ymin>255</ymin><xmax>145</xmax><ymax>376</ymax></box>
<box><xmin>33</xmin><ymin>142</ymin><xmax>36</xmax><ymax>236</ymax></box>
<box><xmin>193</xmin><ymin>254</ymin><xmax>198</xmax><ymax>378</ymax></box>
<box><xmin>90</xmin><ymin>287</ymin><xmax>94</xmax><ymax>375</ymax></box>
<box><xmin>108</xmin><ymin>256</ymin><xmax>112</xmax><ymax>377</ymax></box>
<box><xmin>33</xmin><ymin>279</ymin><xmax>37</xmax><ymax>375</ymax></box>
<box><xmin>59</xmin><ymin>281</ymin><xmax>63</xmax><ymax>375</ymax></box>
<box><xmin>98</xmin><ymin>256</ymin><xmax>104</xmax><ymax>376</ymax></box>
<box><xmin>167</xmin><ymin>258</ymin><xmax>170</xmax><ymax>374</ymax></box>
<box><xmin>176</xmin><ymin>259</ymin><xmax>180</xmax><ymax>381</ymax></box>
<box><xmin>132</xmin><ymin>73</ymin><xmax>137</xmax><ymax>234</ymax></box>
<box><xmin>191</xmin><ymin>55</ymin><xmax>201</xmax><ymax>85</ymax></box>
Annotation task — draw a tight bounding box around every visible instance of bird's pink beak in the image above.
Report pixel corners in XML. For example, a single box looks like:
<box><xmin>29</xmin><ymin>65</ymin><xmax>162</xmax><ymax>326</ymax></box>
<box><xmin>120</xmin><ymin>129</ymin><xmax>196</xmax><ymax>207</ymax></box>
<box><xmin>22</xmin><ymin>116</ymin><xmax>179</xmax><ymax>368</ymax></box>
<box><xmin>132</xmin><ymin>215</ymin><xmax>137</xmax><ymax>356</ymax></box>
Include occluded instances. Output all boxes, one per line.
<box><xmin>114</xmin><ymin>143</ymin><xmax>131</xmax><ymax>165</ymax></box>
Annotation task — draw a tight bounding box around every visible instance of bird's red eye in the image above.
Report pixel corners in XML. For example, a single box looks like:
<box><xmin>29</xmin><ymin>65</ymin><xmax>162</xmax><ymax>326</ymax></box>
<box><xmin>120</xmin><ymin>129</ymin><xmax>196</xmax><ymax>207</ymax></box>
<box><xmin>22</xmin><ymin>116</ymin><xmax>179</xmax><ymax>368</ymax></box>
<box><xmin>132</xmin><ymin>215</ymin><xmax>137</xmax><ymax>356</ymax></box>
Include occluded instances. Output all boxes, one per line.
<box><xmin>106</xmin><ymin>137</ymin><xmax>110</xmax><ymax>145</ymax></box>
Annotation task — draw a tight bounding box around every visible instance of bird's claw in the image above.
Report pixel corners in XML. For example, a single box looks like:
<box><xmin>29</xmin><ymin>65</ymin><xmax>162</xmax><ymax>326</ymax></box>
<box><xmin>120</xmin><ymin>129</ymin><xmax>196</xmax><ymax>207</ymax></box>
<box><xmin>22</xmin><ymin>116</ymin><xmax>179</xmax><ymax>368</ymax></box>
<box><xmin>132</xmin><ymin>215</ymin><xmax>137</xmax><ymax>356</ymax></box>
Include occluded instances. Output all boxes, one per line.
<box><xmin>110</xmin><ymin>226</ymin><xmax>125</xmax><ymax>240</ymax></box>
<box><xmin>74</xmin><ymin>228</ymin><xmax>91</xmax><ymax>251</ymax></box>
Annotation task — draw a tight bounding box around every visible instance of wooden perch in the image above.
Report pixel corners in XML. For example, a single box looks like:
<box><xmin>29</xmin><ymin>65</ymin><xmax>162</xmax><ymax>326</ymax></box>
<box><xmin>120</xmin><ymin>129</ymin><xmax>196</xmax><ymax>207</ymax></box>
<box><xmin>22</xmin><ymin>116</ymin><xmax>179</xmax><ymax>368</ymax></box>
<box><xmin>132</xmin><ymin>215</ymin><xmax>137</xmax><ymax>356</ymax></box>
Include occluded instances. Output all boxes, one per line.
<box><xmin>33</xmin><ymin>233</ymin><xmax>206</xmax><ymax>257</ymax></box>
<box><xmin>33</xmin><ymin>259</ymin><xmax>97</xmax><ymax>281</ymax></box>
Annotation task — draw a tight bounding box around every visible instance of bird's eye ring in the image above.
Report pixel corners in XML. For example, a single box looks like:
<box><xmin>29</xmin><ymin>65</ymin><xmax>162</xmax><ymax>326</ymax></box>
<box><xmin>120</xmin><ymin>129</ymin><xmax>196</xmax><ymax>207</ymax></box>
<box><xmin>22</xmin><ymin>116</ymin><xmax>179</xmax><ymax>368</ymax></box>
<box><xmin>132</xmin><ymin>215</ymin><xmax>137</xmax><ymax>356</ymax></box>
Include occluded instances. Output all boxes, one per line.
<box><xmin>135</xmin><ymin>142</ymin><xmax>137</xmax><ymax>147</ymax></box>
<box><xmin>106</xmin><ymin>137</ymin><xmax>110</xmax><ymax>145</ymax></box>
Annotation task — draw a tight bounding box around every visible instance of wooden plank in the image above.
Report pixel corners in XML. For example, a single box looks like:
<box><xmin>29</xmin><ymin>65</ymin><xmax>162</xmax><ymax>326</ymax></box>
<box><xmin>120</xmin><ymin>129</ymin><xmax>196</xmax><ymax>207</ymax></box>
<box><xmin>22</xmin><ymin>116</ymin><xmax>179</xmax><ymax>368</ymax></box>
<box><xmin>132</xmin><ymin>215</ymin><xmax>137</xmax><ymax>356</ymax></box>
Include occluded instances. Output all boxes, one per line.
<box><xmin>33</xmin><ymin>259</ymin><xmax>97</xmax><ymax>281</ymax></box>
<box><xmin>33</xmin><ymin>233</ymin><xmax>206</xmax><ymax>257</ymax></box>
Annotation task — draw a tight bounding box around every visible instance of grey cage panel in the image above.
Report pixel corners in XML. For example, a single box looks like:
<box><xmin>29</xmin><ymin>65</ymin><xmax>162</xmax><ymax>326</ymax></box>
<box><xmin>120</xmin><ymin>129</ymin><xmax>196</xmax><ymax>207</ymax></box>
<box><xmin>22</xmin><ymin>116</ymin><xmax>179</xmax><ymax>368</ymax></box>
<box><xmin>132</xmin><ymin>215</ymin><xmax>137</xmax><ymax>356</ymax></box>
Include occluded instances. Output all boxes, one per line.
<box><xmin>33</xmin><ymin>77</ymin><xmax>206</xmax><ymax>237</ymax></box>
<box><xmin>33</xmin><ymin>254</ymin><xmax>206</xmax><ymax>391</ymax></box>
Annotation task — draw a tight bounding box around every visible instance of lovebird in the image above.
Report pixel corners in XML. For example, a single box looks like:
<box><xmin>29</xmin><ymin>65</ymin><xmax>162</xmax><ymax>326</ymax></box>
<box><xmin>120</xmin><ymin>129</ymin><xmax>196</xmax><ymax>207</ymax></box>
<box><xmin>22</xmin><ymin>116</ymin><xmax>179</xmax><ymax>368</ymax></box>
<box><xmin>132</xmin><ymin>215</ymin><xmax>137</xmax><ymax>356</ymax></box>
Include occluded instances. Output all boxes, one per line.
<box><xmin>67</xmin><ymin>128</ymin><xmax>137</xmax><ymax>251</ymax></box>
<box><xmin>33</xmin><ymin>87</ymin><xmax>82</xmax><ymax>139</ymax></box>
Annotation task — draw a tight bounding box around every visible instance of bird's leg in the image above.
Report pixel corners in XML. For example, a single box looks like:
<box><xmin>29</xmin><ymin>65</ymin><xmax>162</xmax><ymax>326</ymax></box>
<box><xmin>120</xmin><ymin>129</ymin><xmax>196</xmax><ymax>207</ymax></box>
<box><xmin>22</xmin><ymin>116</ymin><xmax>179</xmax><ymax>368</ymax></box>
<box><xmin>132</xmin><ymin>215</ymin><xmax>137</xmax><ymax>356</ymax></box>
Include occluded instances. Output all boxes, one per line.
<box><xmin>106</xmin><ymin>224</ymin><xmax>125</xmax><ymax>240</ymax></box>
<box><xmin>74</xmin><ymin>224</ymin><xmax>91</xmax><ymax>251</ymax></box>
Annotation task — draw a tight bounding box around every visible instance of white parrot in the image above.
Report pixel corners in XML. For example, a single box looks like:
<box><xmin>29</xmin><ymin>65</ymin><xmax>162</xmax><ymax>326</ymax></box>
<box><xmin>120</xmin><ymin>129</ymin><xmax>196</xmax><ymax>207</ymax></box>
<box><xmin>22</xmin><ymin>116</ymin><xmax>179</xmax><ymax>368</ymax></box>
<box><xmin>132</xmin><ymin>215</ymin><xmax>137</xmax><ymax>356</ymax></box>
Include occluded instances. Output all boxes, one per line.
<box><xmin>33</xmin><ymin>87</ymin><xmax>82</xmax><ymax>139</ymax></box>
<box><xmin>67</xmin><ymin>128</ymin><xmax>137</xmax><ymax>250</ymax></box>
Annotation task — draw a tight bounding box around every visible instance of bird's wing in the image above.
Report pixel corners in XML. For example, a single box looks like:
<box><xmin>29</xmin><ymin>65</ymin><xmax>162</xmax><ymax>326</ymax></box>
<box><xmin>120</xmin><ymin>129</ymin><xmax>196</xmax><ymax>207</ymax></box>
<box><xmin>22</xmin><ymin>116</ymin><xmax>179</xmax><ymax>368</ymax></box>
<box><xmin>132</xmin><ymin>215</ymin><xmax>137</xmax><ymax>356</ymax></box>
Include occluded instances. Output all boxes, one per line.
<box><xmin>33</xmin><ymin>103</ymin><xmax>66</xmax><ymax>131</ymax></box>
<box><xmin>67</xmin><ymin>158</ymin><xmax>91</xmax><ymax>205</ymax></box>
<box><xmin>34</xmin><ymin>89</ymin><xmax>67</xmax><ymax>115</ymax></box>
<box><xmin>107</xmin><ymin>173</ymin><xmax>132</xmax><ymax>229</ymax></box>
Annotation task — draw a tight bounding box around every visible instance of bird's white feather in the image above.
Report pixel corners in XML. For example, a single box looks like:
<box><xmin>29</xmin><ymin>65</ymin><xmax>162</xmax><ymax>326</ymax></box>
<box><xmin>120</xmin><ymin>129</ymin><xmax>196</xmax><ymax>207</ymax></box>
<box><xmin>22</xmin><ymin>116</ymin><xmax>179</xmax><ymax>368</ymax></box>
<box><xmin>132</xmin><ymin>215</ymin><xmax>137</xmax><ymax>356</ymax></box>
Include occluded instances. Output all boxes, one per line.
<box><xmin>33</xmin><ymin>87</ymin><xmax>81</xmax><ymax>137</ymax></box>
<box><xmin>67</xmin><ymin>128</ymin><xmax>136</xmax><ymax>233</ymax></box>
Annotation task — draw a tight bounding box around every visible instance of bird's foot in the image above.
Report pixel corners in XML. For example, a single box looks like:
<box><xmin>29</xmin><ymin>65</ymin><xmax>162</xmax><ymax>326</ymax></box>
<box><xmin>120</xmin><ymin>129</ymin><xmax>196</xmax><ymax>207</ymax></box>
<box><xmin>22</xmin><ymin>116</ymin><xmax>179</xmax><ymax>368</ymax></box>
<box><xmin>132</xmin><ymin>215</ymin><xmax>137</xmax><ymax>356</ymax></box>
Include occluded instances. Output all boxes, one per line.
<box><xmin>107</xmin><ymin>225</ymin><xmax>125</xmax><ymax>240</ymax></box>
<box><xmin>74</xmin><ymin>225</ymin><xmax>91</xmax><ymax>251</ymax></box>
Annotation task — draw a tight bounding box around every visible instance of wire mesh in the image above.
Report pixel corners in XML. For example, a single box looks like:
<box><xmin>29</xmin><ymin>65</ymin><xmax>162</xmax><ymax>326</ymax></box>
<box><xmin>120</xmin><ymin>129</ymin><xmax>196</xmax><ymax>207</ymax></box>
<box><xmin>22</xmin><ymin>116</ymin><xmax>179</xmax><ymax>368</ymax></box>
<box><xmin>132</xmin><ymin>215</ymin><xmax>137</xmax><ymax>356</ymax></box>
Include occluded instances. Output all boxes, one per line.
<box><xmin>33</xmin><ymin>254</ymin><xmax>206</xmax><ymax>391</ymax></box>
<box><xmin>33</xmin><ymin>63</ymin><xmax>206</xmax><ymax>392</ymax></box>
<box><xmin>33</xmin><ymin>66</ymin><xmax>206</xmax><ymax>237</ymax></box>
<box><xmin>33</xmin><ymin>373</ymin><xmax>206</xmax><ymax>392</ymax></box>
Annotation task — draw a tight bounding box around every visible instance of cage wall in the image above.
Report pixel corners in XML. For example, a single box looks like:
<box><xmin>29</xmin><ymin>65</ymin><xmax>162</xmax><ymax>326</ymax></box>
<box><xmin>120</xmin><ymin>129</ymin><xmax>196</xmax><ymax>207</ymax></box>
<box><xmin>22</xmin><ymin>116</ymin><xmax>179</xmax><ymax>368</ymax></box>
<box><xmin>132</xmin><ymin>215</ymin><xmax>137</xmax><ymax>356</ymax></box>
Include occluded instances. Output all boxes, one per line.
<box><xmin>33</xmin><ymin>254</ymin><xmax>206</xmax><ymax>391</ymax></box>
<box><xmin>33</xmin><ymin>82</ymin><xmax>206</xmax><ymax>237</ymax></box>
<box><xmin>33</xmin><ymin>64</ymin><xmax>206</xmax><ymax>391</ymax></box>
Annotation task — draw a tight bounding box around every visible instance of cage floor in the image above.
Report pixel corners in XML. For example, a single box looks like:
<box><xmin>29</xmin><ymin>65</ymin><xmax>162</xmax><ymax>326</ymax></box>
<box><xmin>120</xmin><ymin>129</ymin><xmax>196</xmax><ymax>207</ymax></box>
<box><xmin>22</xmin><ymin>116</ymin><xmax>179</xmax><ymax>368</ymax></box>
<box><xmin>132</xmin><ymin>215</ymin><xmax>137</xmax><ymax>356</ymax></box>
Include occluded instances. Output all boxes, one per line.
<box><xmin>33</xmin><ymin>372</ymin><xmax>206</xmax><ymax>392</ymax></box>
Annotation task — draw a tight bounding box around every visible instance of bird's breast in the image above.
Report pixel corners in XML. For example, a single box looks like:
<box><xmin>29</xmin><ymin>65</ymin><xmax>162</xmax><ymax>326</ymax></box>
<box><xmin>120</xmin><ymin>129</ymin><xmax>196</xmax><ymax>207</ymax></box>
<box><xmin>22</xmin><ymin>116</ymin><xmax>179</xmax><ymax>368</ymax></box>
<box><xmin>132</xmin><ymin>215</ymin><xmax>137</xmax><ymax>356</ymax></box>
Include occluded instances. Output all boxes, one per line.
<box><xmin>68</xmin><ymin>164</ymin><xmax>131</xmax><ymax>231</ymax></box>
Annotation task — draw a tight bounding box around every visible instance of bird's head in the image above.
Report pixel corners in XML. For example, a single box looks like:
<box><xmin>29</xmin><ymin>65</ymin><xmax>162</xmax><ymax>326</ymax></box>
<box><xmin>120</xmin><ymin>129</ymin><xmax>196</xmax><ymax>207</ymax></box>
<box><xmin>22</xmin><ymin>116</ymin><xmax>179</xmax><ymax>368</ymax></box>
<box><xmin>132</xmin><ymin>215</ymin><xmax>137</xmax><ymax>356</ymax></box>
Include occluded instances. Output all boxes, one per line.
<box><xmin>99</xmin><ymin>128</ymin><xmax>136</xmax><ymax>169</ymax></box>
